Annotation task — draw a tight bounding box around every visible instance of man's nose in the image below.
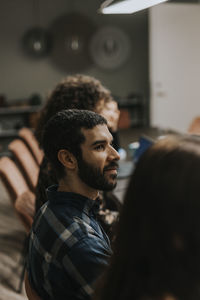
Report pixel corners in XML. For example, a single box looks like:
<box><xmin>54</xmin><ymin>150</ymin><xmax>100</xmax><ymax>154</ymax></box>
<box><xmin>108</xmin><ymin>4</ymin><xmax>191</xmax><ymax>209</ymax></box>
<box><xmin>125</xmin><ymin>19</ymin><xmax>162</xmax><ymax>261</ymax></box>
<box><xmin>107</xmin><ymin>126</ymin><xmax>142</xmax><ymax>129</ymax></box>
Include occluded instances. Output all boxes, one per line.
<box><xmin>108</xmin><ymin>146</ymin><xmax>120</xmax><ymax>161</ymax></box>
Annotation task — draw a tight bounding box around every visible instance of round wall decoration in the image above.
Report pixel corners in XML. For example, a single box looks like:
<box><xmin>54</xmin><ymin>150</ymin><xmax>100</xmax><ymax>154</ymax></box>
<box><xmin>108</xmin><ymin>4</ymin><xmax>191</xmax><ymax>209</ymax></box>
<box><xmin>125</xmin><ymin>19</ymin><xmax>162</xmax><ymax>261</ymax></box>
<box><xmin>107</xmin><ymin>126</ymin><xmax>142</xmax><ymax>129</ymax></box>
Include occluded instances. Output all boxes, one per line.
<box><xmin>89</xmin><ymin>26</ymin><xmax>131</xmax><ymax>70</ymax></box>
<box><xmin>22</xmin><ymin>27</ymin><xmax>52</xmax><ymax>58</ymax></box>
<box><xmin>50</xmin><ymin>13</ymin><xmax>96</xmax><ymax>72</ymax></box>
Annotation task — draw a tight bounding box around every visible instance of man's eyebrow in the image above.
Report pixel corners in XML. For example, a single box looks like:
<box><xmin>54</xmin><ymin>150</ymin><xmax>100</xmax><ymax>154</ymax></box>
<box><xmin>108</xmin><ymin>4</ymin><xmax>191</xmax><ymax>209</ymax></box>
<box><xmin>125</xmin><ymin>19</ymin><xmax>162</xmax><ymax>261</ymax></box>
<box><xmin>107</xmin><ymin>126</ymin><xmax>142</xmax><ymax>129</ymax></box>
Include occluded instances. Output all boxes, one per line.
<box><xmin>91</xmin><ymin>139</ymin><xmax>113</xmax><ymax>146</ymax></box>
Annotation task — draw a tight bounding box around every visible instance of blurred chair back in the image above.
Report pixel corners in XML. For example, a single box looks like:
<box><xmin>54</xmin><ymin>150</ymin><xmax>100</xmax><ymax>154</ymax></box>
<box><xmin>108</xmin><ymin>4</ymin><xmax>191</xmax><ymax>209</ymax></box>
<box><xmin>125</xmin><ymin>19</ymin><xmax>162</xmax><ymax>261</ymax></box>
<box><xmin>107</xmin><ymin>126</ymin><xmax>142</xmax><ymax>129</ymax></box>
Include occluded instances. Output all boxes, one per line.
<box><xmin>18</xmin><ymin>127</ymin><xmax>44</xmax><ymax>165</ymax></box>
<box><xmin>0</xmin><ymin>156</ymin><xmax>33</xmax><ymax>232</ymax></box>
<box><xmin>15</xmin><ymin>190</ymin><xmax>35</xmax><ymax>232</ymax></box>
<box><xmin>0</xmin><ymin>156</ymin><xmax>29</xmax><ymax>200</ymax></box>
<box><xmin>8</xmin><ymin>139</ymin><xmax>39</xmax><ymax>192</ymax></box>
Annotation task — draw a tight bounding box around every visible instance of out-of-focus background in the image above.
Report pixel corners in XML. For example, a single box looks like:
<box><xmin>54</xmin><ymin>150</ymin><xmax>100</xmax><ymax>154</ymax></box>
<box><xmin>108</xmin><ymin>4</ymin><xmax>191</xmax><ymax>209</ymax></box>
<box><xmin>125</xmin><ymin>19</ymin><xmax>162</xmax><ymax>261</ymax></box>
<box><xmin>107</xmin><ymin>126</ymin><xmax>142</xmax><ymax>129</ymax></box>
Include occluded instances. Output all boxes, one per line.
<box><xmin>1</xmin><ymin>0</ymin><xmax>200</xmax><ymax>299</ymax></box>
<box><xmin>1</xmin><ymin>0</ymin><xmax>200</xmax><ymax>150</ymax></box>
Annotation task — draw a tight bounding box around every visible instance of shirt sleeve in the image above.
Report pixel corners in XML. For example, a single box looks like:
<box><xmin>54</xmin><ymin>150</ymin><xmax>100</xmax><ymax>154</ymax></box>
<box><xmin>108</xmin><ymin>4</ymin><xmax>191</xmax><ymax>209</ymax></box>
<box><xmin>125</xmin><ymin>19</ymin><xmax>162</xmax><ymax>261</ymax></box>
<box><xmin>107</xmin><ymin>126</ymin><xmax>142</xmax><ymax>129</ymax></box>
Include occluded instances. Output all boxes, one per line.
<box><xmin>61</xmin><ymin>235</ymin><xmax>111</xmax><ymax>299</ymax></box>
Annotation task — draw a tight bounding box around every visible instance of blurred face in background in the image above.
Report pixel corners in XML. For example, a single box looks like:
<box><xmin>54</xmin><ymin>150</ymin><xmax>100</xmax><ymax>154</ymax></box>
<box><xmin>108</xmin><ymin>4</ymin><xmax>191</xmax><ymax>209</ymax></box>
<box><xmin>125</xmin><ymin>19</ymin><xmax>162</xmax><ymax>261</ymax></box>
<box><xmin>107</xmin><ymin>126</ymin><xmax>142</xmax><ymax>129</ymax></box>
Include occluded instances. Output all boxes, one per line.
<box><xmin>95</xmin><ymin>99</ymin><xmax>120</xmax><ymax>133</ymax></box>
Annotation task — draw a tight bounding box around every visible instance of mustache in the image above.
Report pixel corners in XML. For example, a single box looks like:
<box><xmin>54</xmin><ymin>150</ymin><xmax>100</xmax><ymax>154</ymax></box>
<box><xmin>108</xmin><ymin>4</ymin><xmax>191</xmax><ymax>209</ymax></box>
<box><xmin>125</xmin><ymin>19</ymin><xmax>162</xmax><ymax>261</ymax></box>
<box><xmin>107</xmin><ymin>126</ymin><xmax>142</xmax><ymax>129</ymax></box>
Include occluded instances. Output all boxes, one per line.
<box><xmin>103</xmin><ymin>161</ymin><xmax>119</xmax><ymax>172</ymax></box>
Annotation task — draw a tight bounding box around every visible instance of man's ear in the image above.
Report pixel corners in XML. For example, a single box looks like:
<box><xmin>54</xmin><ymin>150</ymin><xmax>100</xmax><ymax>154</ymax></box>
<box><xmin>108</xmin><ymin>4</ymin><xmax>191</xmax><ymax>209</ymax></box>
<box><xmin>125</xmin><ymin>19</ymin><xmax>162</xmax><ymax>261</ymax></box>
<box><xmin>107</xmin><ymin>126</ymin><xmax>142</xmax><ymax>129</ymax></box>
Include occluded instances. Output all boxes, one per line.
<box><xmin>57</xmin><ymin>149</ymin><xmax>77</xmax><ymax>170</ymax></box>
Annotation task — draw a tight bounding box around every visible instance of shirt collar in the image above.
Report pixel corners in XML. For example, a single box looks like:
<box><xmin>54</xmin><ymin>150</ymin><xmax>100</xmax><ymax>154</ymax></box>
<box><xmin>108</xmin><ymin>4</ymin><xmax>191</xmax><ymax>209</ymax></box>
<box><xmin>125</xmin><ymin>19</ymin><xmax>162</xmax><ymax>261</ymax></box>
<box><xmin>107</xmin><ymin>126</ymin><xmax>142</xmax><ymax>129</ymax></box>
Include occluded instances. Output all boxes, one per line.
<box><xmin>46</xmin><ymin>185</ymin><xmax>99</xmax><ymax>217</ymax></box>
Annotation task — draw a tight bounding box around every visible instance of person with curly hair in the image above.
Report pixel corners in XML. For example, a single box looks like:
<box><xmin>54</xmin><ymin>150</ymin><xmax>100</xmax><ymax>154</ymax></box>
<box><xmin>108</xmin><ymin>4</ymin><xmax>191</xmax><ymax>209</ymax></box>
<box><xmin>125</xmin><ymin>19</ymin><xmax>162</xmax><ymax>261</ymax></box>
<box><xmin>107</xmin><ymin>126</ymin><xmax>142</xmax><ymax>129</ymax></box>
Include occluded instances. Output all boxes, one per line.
<box><xmin>35</xmin><ymin>74</ymin><xmax>119</xmax><ymax>146</ymax></box>
<box><xmin>27</xmin><ymin>109</ymin><xmax>120</xmax><ymax>300</ymax></box>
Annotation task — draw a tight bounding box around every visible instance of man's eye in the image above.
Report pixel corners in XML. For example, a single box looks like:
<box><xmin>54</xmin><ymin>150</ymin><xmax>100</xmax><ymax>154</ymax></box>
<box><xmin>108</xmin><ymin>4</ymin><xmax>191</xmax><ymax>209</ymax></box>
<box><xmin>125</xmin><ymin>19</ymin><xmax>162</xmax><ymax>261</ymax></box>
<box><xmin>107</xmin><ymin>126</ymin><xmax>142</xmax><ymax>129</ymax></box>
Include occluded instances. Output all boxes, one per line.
<box><xmin>95</xmin><ymin>145</ymin><xmax>105</xmax><ymax>151</ymax></box>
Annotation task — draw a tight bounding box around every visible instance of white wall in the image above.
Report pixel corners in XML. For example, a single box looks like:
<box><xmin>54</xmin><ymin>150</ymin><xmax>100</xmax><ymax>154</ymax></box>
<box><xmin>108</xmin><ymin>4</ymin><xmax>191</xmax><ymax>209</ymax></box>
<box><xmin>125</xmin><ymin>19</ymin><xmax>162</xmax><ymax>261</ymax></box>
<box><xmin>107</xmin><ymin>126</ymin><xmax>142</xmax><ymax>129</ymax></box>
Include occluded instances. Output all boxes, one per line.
<box><xmin>0</xmin><ymin>0</ymin><xmax>148</xmax><ymax>103</ymax></box>
<box><xmin>149</xmin><ymin>3</ymin><xmax>200</xmax><ymax>133</ymax></box>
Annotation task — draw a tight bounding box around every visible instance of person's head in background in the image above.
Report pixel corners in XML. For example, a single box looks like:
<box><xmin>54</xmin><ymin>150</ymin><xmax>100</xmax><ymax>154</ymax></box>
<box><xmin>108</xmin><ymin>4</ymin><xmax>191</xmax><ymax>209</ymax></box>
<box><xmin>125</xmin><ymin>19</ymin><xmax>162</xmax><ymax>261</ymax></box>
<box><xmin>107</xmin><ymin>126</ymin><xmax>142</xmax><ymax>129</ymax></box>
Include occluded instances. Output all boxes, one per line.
<box><xmin>35</xmin><ymin>74</ymin><xmax>120</xmax><ymax>149</ymax></box>
<box><xmin>42</xmin><ymin>109</ymin><xmax>120</xmax><ymax>198</ymax></box>
<box><xmin>94</xmin><ymin>134</ymin><xmax>200</xmax><ymax>300</ymax></box>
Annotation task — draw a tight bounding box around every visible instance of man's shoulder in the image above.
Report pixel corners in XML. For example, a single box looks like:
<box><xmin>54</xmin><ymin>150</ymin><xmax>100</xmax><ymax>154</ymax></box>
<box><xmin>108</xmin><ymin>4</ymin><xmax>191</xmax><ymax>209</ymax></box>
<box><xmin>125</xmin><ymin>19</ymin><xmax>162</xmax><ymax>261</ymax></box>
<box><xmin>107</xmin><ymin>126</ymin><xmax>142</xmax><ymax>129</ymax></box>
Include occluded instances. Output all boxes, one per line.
<box><xmin>32</xmin><ymin>203</ymin><xmax>101</xmax><ymax>248</ymax></box>
<box><xmin>28</xmin><ymin>203</ymin><xmax>112</xmax><ymax>300</ymax></box>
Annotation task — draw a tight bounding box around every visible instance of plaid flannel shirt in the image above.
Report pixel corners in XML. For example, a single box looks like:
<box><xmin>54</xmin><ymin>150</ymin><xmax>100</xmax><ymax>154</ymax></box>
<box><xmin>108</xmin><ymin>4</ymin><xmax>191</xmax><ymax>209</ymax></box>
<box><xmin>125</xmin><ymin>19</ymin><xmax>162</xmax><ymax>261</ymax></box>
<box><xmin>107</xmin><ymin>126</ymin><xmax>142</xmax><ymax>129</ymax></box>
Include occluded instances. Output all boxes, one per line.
<box><xmin>27</xmin><ymin>185</ymin><xmax>112</xmax><ymax>300</ymax></box>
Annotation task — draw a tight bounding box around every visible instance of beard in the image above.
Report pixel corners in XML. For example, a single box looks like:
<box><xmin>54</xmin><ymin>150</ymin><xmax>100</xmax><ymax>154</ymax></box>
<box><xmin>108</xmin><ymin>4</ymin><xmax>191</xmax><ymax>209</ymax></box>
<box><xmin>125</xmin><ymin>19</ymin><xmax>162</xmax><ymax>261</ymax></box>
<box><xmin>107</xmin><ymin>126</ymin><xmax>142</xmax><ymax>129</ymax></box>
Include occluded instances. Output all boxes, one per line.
<box><xmin>77</xmin><ymin>157</ymin><xmax>118</xmax><ymax>191</ymax></box>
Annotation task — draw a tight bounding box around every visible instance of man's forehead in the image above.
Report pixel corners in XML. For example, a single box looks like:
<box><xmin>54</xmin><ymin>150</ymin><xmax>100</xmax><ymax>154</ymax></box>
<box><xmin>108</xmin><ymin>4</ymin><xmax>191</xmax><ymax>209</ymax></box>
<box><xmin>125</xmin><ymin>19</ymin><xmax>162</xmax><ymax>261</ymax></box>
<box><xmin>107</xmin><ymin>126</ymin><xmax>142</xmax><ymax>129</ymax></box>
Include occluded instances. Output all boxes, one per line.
<box><xmin>81</xmin><ymin>124</ymin><xmax>112</xmax><ymax>143</ymax></box>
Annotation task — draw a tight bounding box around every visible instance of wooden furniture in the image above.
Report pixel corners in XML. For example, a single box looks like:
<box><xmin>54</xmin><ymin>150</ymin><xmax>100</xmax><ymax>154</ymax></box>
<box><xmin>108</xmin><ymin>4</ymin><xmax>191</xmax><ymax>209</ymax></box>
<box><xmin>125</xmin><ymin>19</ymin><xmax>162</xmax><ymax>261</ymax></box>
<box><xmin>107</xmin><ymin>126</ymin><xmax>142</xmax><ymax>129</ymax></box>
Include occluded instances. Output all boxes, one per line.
<box><xmin>0</xmin><ymin>156</ymin><xmax>35</xmax><ymax>293</ymax></box>
<box><xmin>0</xmin><ymin>105</ymin><xmax>41</xmax><ymax>130</ymax></box>
<box><xmin>117</xmin><ymin>94</ymin><xmax>147</xmax><ymax>129</ymax></box>
<box><xmin>0</xmin><ymin>156</ymin><xmax>28</xmax><ymax>200</ymax></box>
<box><xmin>8</xmin><ymin>139</ymin><xmax>39</xmax><ymax>192</ymax></box>
<box><xmin>0</xmin><ymin>156</ymin><xmax>33</xmax><ymax>232</ymax></box>
<box><xmin>15</xmin><ymin>190</ymin><xmax>35</xmax><ymax>231</ymax></box>
<box><xmin>18</xmin><ymin>127</ymin><xmax>43</xmax><ymax>165</ymax></box>
<box><xmin>0</xmin><ymin>105</ymin><xmax>41</xmax><ymax>153</ymax></box>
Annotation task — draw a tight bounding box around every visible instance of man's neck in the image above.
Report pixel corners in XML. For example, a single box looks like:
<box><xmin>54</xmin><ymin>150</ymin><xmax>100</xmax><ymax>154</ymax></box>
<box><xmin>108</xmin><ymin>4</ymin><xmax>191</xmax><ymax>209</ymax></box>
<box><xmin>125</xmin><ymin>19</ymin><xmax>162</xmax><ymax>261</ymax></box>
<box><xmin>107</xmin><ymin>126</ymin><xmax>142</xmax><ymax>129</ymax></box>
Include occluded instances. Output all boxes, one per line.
<box><xmin>57</xmin><ymin>177</ymin><xmax>99</xmax><ymax>200</ymax></box>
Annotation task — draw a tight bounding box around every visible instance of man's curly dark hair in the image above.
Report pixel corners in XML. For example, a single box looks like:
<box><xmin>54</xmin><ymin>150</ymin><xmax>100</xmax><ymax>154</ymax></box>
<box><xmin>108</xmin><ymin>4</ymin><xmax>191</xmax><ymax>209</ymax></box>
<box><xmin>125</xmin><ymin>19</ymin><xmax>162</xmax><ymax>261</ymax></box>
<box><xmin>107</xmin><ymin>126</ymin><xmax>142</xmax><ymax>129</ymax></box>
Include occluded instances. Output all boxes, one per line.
<box><xmin>35</xmin><ymin>74</ymin><xmax>113</xmax><ymax>146</ymax></box>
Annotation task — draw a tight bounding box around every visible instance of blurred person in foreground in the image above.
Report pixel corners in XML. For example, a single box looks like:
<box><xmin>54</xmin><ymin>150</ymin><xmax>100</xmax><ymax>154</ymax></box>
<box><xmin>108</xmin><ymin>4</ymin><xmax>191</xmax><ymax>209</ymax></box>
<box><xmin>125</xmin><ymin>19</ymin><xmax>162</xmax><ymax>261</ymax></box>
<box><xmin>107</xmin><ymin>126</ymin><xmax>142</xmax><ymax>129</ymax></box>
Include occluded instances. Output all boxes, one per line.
<box><xmin>35</xmin><ymin>74</ymin><xmax>121</xmax><ymax>239</ymax></box>
<box><xmin>94</xmin><ymin>134</ymin><xmax>200</xmax><ymax>300</ymax></box>
<box><xmin>27</xmin><ymin>109</ymin><xmax>120</xmax><ymax>300</ymax></box>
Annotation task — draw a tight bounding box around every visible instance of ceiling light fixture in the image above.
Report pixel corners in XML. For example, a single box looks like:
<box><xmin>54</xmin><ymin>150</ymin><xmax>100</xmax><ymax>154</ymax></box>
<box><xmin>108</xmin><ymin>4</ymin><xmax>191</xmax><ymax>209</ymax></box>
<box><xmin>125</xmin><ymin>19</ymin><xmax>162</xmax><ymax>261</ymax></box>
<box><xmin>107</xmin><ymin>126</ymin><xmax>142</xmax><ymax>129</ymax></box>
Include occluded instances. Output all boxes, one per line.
<box><xmin>99</xmin><ymin>0</ymin><xmax>168</xmax><ymax>14</ymax></box>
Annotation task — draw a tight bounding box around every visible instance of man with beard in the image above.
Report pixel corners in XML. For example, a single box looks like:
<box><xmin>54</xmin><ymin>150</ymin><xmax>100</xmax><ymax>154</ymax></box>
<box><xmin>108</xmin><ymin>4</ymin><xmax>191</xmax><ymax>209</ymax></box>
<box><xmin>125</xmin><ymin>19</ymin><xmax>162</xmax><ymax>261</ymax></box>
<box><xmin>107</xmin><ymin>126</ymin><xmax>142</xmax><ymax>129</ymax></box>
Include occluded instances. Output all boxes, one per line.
<box><xmin>26</xmin><ymin>109</ymin><xmax>120</xmax><ymax>300</ymax></box>
<box><xmin>32</xmin><ymin>74</ymin><xmax>121</xmax><ymax>240</ymax></box>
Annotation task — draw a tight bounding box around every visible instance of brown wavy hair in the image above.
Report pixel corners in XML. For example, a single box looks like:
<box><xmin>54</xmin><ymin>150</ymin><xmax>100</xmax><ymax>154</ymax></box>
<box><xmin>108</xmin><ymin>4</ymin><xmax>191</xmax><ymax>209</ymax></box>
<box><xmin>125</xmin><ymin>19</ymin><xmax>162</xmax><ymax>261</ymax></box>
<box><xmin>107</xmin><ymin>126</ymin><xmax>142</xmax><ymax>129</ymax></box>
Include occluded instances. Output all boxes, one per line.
<box><xmin>94</xmin><ymin>134</ymin><xmax>200</xmax><ymax>300</ymax></box>
<box><xmin>35</xmin><ymin>74</ymin><xmax>113</xmax><ymax>146</ymax></box>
